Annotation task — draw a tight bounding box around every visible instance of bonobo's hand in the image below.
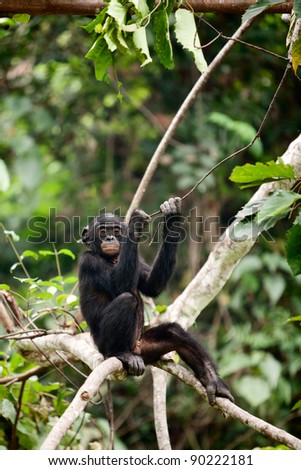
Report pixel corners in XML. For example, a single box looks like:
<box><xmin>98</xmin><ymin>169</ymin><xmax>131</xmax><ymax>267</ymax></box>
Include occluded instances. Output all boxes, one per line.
<box><xmin>160</xmin><ymin>197</ymin><xmax>181</xmax><ymax>216</ymax></box>
<box><xmin>116</xmin><ymin>352</ymin><xmax>145</xmax><ymax>376</ymax></box>
<box><xmin>161</xmin><ymin>197</ymin><xmax>182</xmax><ymax>241</ymax></box>
<box><xmin>129</xmin><ymin>209</ymin><xmax>151</xmax><ymax>240</ymax></box>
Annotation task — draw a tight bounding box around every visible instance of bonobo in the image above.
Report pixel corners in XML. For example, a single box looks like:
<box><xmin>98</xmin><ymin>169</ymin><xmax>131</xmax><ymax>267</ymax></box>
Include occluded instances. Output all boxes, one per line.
<box><xmin>78</xmin><ymin>198</ymin><xmax>233</xmax><ymax>405</ymax></box>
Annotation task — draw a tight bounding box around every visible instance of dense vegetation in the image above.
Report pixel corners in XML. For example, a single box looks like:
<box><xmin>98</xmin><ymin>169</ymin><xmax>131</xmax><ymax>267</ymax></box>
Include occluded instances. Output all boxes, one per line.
<box><xmin>0</xmin><ymin>8</ymin><xmax>301</xmax><ymax>449</ymax></box>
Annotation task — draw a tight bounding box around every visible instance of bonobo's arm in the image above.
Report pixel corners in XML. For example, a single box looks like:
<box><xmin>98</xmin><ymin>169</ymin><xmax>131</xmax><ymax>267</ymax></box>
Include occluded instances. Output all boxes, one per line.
<box><xmin>110</xmin><ymin>209</ymin><xmax>151</xmax><ymax>295</ymax></box>
<box><xmin>138</xmin><ymin>197</ymin><xmax>183</xmax><ymax>297</ymax></box>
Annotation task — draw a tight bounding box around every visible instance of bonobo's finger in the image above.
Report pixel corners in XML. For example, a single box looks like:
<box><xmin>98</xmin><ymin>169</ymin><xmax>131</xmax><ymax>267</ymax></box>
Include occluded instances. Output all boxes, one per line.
<box><xmin>160</xmin><ymin>201</ymin><xmax>170</xmax><ymax>214</ymax></box>
<box><xmin>132</xmin><ymin>209</ymin><xmax>151</xmax><ymax>225</ymax></box>
<box><xmin>174</xmin><ymin>197</ymin><xmax>182</xmax><ymax>213</ymax></box>
<box><xmin>160</xmin><ymin>197</ymin><xmax>181</xmax><ymax>215</ymax></box>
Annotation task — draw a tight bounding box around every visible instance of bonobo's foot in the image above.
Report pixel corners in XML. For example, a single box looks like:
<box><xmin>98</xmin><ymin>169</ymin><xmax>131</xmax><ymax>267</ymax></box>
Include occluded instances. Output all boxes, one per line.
<box><xmin>204</xmin><ymin>376</ymin><xmax>234</xmax><ymax>406</ymax></box>
<box><xmin>116</xmin><ymin>352</ymin><xmax>145</xmax><ymax>376</ymax></box>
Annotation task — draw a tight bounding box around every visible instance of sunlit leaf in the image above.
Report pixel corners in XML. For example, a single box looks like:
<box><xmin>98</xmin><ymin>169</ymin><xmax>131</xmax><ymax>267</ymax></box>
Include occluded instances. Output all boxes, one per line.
<box><xmin>38</xmin><ymin>250</ymin><xmax>55</xmax><ymax>257</ymax></box>
<box><xmin>13</xmin><ymin>14</ymin><xmax>31</xmax><ymax>24</ymax></box>
<box><xmin>58</xmin><ymin>249</ymin><xmax>76</xmax><ymax>260</ymax></box>
<box><xmin>21</xmin><ymin>250</ymin><xmax>39</xmax><ymax>261</ymax></box>
<box><xmin>107</xmin><ymin>0</ymin><xmax>127</xmax><ymax>26</ymax></box>
<box><xmin>174</xmin><ymin>9</ymin><xmax>207</xmax><ymax>73</ymax></box>
<box><xmin>0</xmin><ymin>284</ymin><xmax>10</xmax><ymax>291</ymax></box>
<box><xmin>291</xmin><ymin>37</ymin><xmax>301</xmax><ymax>74</ymax></box>
<box><xmin>230</xmin><ymin>159</ymin><xmax>294</xmax><ymax>185</ymax></box>
<box><xmin>0</xmin><ymin>159</ymin><xmax>10</xmax><ymax>192</ymax></box>
<box><xmin>131</xmin><ymin>0</ymin><xmax>150</xmax><ymax>17</ymax></box>
<box><xmin>133</xmin><ymin>27</ymin><xmax>152</xmax><ymax>67</ymax></box>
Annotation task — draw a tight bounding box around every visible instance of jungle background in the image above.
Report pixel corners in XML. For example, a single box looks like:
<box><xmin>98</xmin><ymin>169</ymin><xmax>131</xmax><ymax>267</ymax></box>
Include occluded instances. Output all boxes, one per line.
<box><xmin>0</xmin><ymin>9</ymin><xmax>301</xmax><ymax>450</ymax></box>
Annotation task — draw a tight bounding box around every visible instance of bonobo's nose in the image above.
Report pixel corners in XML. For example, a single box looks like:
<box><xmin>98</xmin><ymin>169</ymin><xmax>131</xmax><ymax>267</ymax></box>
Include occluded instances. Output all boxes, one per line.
<box><xmin>106</xmin><ymin>236</ymin><xmax>114</xmax><ymax>242</ymax></box>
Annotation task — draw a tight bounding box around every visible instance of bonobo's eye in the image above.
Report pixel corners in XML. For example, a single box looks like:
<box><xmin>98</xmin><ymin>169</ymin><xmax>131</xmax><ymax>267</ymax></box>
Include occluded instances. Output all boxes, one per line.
<box><xmin>113</xmin><ymin>227</ymin><xmax>121</xmax><ymax>237</ymax></box>
<box><xmin>98</xmin><ymin>227</ymin><xmax>107</xmax><ymax>238</ymax></box>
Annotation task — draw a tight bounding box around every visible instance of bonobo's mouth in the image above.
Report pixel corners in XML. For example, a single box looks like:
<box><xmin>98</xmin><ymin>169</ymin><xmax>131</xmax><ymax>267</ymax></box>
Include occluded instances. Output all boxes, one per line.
<box><xmin>101</xmin><ymin>242</ymin><xmax>120</xmax><ymax>256</ymax></box>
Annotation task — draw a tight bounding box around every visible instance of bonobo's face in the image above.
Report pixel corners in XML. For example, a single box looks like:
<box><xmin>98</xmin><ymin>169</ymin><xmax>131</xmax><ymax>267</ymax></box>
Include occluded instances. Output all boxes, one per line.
<box><xmin>82</xmin><ymin>214</ymin><xmax>126</xmax><ymax>257</ymax></box>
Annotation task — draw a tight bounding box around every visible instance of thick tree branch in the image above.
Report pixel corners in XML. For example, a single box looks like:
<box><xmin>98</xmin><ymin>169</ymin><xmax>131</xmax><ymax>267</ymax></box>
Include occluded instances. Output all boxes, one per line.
<box><xmin>0</xmin><ymin>1</ymin><xmax>293</xmax><ymax>16</ymax></box>
<box><xmin>33</xmin><ymin>333</ymin><xmax>301</xmax><ymax>450</ymax></box>
<box><xmin>40</xmin><ymin>357</ymin><xmax>123</xmax><ymax>450</ymax></box>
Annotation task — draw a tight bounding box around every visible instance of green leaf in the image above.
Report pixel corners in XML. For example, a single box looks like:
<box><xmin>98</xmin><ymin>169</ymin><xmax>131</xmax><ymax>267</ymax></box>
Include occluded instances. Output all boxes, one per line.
<box><xmin>0</xmin><ymin>284</ymin><xmax>10</xmax><ymax>291</ymax></box>
<box><xmin>235</xmin><ymin>376</ymin><xmax>271</xmax><ymax>406</ymax></box>
<box><xmin>0</xmin><ymin>399</ymin><xmax>17</xmax><ymax>423</ymax></box>
<box><xmin>0</xmin><ymin>159</ymin><xmax>10</xmax><ymax>192</ymax></box>
<box><xmin>107</xmin><ymin>0</ymin><xmax>127</xmax><ymax>26</ymax></box>
<box><xmin>242</xmin><ymin>1</ymin><xmax>285</xmax><ymax>23</ymax></box>
<box><xmin>13</xmin><ymin>14</ymin><xmax>31</xmax><ymax>23</ymax></box>
<box><xmin>294</xmin><ymin>0</ymin><xmax>301</xmax><ymax>18</ymax></box>
<box><xmin>58</xmin><ymin>248</ymin><xmax>76</xmax><ymax>260</ymax></box>
<box><xmin>256</xmin><ymin>190</ymin><xmax>301</xmax><ymax>224</ymax></box>
<box><xmin>292</xmin><ymin>399</ymin><xmax>301</xmax><ymax>411</ymax></box>
<box><xmin>291</xmin><ymin>37</ymin><xmax>301</xmax><ymax>74</ymax></box>
<box><xmin>21</xmin><ymin>250</ymin><xmax>39</xmax><ymax>261</ymax></box>
<box><xmin>82</xmin><ymin>8</ymin><xmax>109</xmax><ymax>33</ymax></box>
<box><xmin>38</xmin><ymin>250</ymin><xmax>55</xmax><ymax>257</ymax></box>
<box><xmin>34</xmin><ymin>292</ymin><xmax>54</xmax><ymax>300</ymax></box>
<box><xmin>286</xmin><ymin>223</ymin><xmax>301</xmax><ymax>276</ymax></box>
<box><xmin>263</xmin><ymin>275</ymin><xmax>286</xmax><ymax>305</ymax></box>
<box><xmin>230</xmin><ymin>159</ymin><xmax>295</xmax><ymax>185</ymax></box>
<box><xmin>209</xmin><ymin>112</ymin><xmax>263</xmax><ymax>157</ymax></box>
<box><xmin>133</xmin><ymin>27</ymin><xmax>152</xmax><ymax>67</ymax></box>
<box><xmin>286</xmin><ymin>315</ymin><xmax>301</xmax><ymax>323</ymax></box>
<box><xmin>95</xmin><ymin>50</ymin><xmax>112</xmax><ymax>81</ymax></box>
<box><xmin>174</xmin><ymin>9</ymin><xmax>207</xmax><ymax>73</ymax></box>
<box><xmin>153</xmin><ymin>10</ymin><xmax>173</xmax><ymax>69</ymax></box>
<box><xmin>131</xmin><ymin>0</ymin><xmax>150</xmax><ymax>17</ymax></box>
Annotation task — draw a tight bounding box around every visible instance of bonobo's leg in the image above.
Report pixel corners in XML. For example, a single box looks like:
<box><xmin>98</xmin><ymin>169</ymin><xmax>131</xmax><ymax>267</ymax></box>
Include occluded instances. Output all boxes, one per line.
<box><xmin>93</xmin><ymin>293</ymin><xmax>145</xmax><ymax>376</ymax></box>
<box><xmin>135</xmin><ymin>322</ymin><xmax>234</xmax><ymax>405</ymax></box>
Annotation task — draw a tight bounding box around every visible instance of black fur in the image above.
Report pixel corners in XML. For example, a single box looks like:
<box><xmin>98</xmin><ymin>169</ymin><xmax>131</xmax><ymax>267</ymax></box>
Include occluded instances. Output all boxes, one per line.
<box><xmin>78</xmin><ymin>198</ymin><xmax>233</xmax><ymax>405</ymax></box>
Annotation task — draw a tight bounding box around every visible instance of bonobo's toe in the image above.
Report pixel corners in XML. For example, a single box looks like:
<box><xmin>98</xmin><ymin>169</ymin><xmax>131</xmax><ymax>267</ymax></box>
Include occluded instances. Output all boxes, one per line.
<box><xmin>117</xmin><ymin>352</ymin><xmax>145</xmax><ymax>377</ymax></box>
<box><xmin>206</xmin><ymin>378</ymin><xmax>234</xmax><ymax>406</ymax></box>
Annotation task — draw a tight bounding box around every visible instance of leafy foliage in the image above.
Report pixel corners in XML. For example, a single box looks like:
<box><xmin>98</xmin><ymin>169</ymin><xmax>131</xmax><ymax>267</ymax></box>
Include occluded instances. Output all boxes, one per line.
<box><xmin>84</xmin><ymin>0</ymin><xmax>207</xmax><ymax>81</ymax></box>
<box><xmin>230</xmin><ymin>159</ymin><xmax>295</xmax><ymax>188</ymax></box>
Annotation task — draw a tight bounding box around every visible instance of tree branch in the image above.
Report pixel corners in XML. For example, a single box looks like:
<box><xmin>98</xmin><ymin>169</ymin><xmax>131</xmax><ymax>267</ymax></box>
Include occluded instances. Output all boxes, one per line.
<box><xmin>34</xmin><ymin>332</ymin><xmax>301</xmax><ymax>450</ymax></box>
<box><xmin>151</xmin><ymin>367</ymin><xmax>171</xmax><ymax>450</ymax></box>
<box><xmin>126</xmin><ymin>18</ymin><xmax>255</xmax><ymax>219</ymax></box>
<box><xmin>158</xmin><ymin>360</ymin><xmax>301</xmax><ymax>450</ymax></box>
<box><xmin>40</xmin><ymin>357</ymin><xmax>123</xmax><ymax>450</ymax></box>
<box><xmin>0</xmin><ymin>1</ymin><xmax>293</xmax><ymax>16</ymax></box>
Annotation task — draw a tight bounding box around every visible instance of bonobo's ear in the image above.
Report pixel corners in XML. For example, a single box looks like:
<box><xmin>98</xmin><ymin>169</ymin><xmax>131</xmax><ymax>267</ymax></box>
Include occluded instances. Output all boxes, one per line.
<box><xmin>81</xmin><ymin>227</ymin><xmax>90</xmax><ymax>244</ymax></box>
